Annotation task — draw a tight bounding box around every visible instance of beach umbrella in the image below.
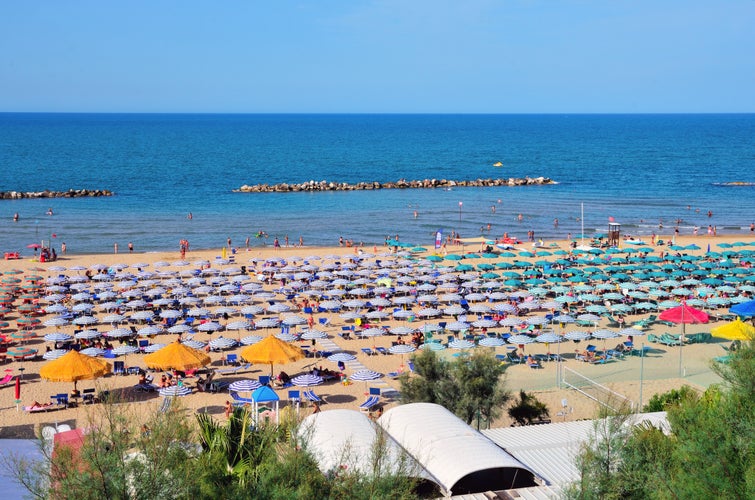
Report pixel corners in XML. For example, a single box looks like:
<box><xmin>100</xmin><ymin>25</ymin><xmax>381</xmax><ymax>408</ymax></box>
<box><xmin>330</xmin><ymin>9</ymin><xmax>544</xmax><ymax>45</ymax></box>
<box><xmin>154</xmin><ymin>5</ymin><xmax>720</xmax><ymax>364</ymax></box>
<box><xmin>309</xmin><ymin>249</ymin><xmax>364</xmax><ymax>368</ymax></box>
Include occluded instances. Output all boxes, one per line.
<box><xmin>197</xmin><ymin>321</ymin><xmax>223</xmax><ymax>332</ymax></box>
<box><xmin>208</xmin><ymin>336</ymin><xmax>237</xmax><ymax>350</ymax></box>
<box><xmin>275</xmin><ymin>332</ymin><xmax>298</xmax><ymax>342</ymax></box>
<box><xmin>43</xmin><ymin>349</ymin><xmax>69</xmax><ymax>360</ymax></box>
<box><xmin>39</xmin><ymin>350</ymin><xmax>112</xmax><ymax>391</ymax></box>
<box><xmin>301</xmin><ymin>329</ymin><xmax>327</xmax><ymax>340</ymax></box>
<box><xmin>144</xmin><ymin>343</ymin><xmax>167</xmax><ymax>353</ymax></box>
<box><xmin>43</xmin><ymin>332</ymin><xmax>74</xmax><ymax>343</ymax></box>
<box><xmin>388</xmin><ymin>344</ymin><xmax>417</xmax><ymax>355</ymax></box>
<box><xmin>730</xmin><ymin>299</ymin><xmax>755</xmax><ymax>318</ymax></box>
<box><xmin>292</xmin><ymin>373</ymin><xmax>324</xmax><ymax>387</ymax></box>
<box><xmin>43</xmin><ymin>317</ymin><xmax>70</xmax><ymax>329</ymax></box>
<box><xmin>80</xmin><ymin>347</ymin><xmax>106</xmax><ymax>357</ymax></box>
<box><xmin>536</xmin><ymin>332</ymin><xmax>563</xmax><ymax>344</ymax></box>
<box><xmin>106</xmin><ymin>327</ymin><xmax>132</xmax><ymax>338</ymax></box>
<box><xmin>327</xmin><ymin>352</ymin><xmax>356</xmax><ymax>363</ymax></box>
<box><xmin>159</xmin><ymin>385</ymin><xmax>192</xmax><ymax>397</ymax></box>
<box><xmin>478</xmin><ymin>337</ymin><xmax>505</xmax><ymax>347</ymax></box>
<box><xmin>659</xmin><ymin>302</ymin><xmax>709</xmax><ymax>376</ymax></box>
<box><xmin>508</xmin><ymin>334</ymin><xmax>535</xmax><ymax>345</ymax></box>
<box><xmin>350</xmin><ymin>369</ymin><xmax>382</xmax><ymax>381</ymax></box>
<box><xmin>137</xmin><ymin>325</ymin><xmax>164</xmax><ymax>337</ymax></box>
<box><xmin>240</xmin><ymin>335</ymin><xmax>305</xmax><ymax>376</ymax></box>
<box><xmin>75</xmin><ymin>329</ymin><xmax>102</xmax><ymax>340</ymax></box>
<box><xmin>240</xmin><ymin>335</ymin><xmax>263</xmax><ymax>345</ymax></box>
<box><xmin>229</xmin><ymin>379</ymin><xmax>262</xmax><ymax>393</ymax></box>
<box><xmin>564</xmin><ymin>330</ymin><xmax>591</xmax><ymax>341</ymax></box>
<box><xmin>361</xmin><ymin>327</ymin><xmax>386</xmax><ymax>337</ymax></box>
<box><xmin>112</xmin><ymin>345</ymin><xmax>140</xmax><ymax>356</ymax></box>
<box><xmin>144</xmin><ymin>341</ymin><xmax>211</xmax><ymax>371</ymax></box>
<box><xmin>226</xmin><ymin>320</ymin><xmax>252</xmax><ymax>331</ymax></box>
<box><xmin>182</xmin><ymin>340</ymin><xmax>206</xmax><ymax>350</ymax></box>
<box><xmin>711</xmin><ymin>319</ymin><xmax>754</xmax><ymax>341</ymax></box>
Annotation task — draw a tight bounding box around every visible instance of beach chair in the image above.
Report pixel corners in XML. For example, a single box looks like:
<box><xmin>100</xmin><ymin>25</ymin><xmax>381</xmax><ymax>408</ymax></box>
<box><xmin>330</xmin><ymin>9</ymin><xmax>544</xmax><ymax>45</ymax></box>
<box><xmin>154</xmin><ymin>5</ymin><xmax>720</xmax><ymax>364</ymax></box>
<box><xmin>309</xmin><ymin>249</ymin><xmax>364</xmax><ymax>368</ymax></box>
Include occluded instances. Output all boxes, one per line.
<box><xmin>0</xmin><ymin>372</ymin><xmax>14</xmax><ymax>386</ymax></box>
<box><xmin>318</xmin><ymin>317</ymin><xmax>329</xmax><ymax>327</ymax></box>
<box><xmin>507</xmin><ymin>352</ymin><xmax>523</xmax><ymax>364</ymax></box>
<box><xmin>134</xmin><ymin>383</ymin><xmax>158</xmax><ymax>392</ymax></box>
<box><xmin>158</xmin><ymin>396</ymin><xmax>173</xmax><ymax>414</ymax></box>
<box><xmin>82</xmin><ymin>388</ymin><xmax>96</xmax><ymax>404</ymax></box>
<box><xmin>527</xmin><ymin>357</ymin><xmax>542</xmax><ymax>369</ymax></box>
<box><xmin>138</xmin><ymin>339</ymin><xmax>149</xmax><ymax>351</ymax></box>
<box><xmin>407</xmin><ymin>361</ymin><xmax>415</xmax><ymax>373</ymax></box>
<box><xmin>361</xmin><ymin>347</ymin><xmax>376</xmax><ymax>356</ymax></box>
<box><xmin>113</xmin><ymin>361</ymin><xmax>126</xmax><ymax>376</ymax></box>
<box><xmin>287</xmin><ymin>390</ymin><xmax>301</xmax><ymax>406</ymax></box>
<box><xmin>303</xmin><ymin>389</ymin><xmax>323</xmax><ymax>404</ymax></box>
<box><xmin>225</xmin><ymin>353</ymin><xmax>239</xmax><ymax>366</ymax></box>
<box><xmin>259</xmin><ymin>375</ymin><xmax>271</xmax><ymax>386</ymax></box>
<box><xmin>359</xmin><ymin>387</ymin><xmax>381</xmax><ymax>412</ymax></box>
<box><xmin>52</xmin><ymin>393</ymin><xmax>69</xmax><ymax>408</ymax></box>
<box><xmin>375</xmin><ymin>346</ymin><xmax>388</xmax><ymax>355</ymax></box>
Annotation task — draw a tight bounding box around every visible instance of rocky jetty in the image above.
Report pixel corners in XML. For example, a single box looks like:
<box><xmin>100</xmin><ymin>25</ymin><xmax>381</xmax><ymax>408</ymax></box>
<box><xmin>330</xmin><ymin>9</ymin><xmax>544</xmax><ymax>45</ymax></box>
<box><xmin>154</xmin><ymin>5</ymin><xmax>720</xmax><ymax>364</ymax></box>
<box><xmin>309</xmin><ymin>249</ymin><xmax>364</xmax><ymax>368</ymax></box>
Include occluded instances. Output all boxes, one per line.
<box><xmin>0</xmin><ymin>189</ymin><xmax>113</xmax><ymax>200</ymax></box>
<box><xmin>235</xmin><ymin>177</ymin><xmax>555</xmax><ymax>193</ymax></box>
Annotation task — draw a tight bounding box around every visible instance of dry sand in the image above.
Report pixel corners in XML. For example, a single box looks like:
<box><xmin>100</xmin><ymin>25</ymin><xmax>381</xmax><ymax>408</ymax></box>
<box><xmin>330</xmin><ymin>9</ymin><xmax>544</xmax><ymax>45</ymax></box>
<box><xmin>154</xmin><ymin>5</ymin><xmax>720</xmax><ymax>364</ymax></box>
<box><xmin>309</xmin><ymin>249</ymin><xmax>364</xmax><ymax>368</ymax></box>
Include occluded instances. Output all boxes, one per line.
<box><xmin>0</xmin><ymin>232</ymin><xmax>750</xmax><ymax>438</ymax></box>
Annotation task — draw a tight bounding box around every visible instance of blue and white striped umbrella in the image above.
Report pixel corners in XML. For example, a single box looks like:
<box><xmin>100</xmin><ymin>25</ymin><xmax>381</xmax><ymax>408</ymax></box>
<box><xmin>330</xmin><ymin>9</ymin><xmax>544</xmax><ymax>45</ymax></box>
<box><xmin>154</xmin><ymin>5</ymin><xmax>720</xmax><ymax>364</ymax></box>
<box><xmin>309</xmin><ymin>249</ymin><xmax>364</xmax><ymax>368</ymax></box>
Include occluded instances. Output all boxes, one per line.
<box><xmin>80</xmin><ymin>347</ymin><xmax>105</xmax><ymax>357</ymax></box>
<box><xmin>168</xmin><ymin>324</ymin><xmax>193</xmax><ymax>334</ymax></box>
<box><xmin>159</xmin><ymin>385</ymin><xmax>192</xmax><ymax>397</ymax></box>
<box><xmin>508</xmin><ymin>334</ymin><xmax>535</xmax><ymax>345</ymax></box>
<box><xmin>138</xmin><ymin>326</ymin><xmax>164</xmax><ymax>336</ymax></box>
<box><xmin>388</xmin><ymin>344</ymin><xmax>417</xmax><ymax>355</ymax></box>
<box><xmin>75</xmin><ymin>329</ymin><xmax>102</xmax><ymax>340</ymax></box>
<box><xmin>327</xmin><ymin>352</ymin><xmax>356</xmax><ymax>362</ymax></box>
<box><xmin>102</xmin><ymin>314</ymin><xmax>127</xmax><ymax>324</ymax></box>
<box><xmin>229</xmin><ymin>379</ymin><xmax>262</xmax><ymax>392</ymax></box>
<box><xmin>592</xmin><ymin>329</ymin><xmax>619</xmax><ymax>340</ymax></box>
<box><xmin>255</xmin><ymin>318</ymin><xmax>280</xmax><ymax>328</ymax></box>
<box><xmin>536</xmin><ymin>332</ymin><xmax>563</xmax><ymax>343</ymax></box>
<box><xmin>45</xmin><ymin>304</ymin><xmax>69</xmax><ymax>314</ymax></box>
<box><xmin>361</xmin><ymin>327</ymin><xmax>386</xmax><ymax>337</ymax></box>
<box><xmin>365</xmin><ymin>311</ymin><xmax>389</xmax><ymax>320</ymax></box>
<box><xmin>43</xmin><ymin>349</ymin><xmax>68</xmax><ymax>360</ymax></box>
<box><xmin>144</xmin><ymin>343</ymin><xmax>167</xmax><ymax>353</ymax></box>
<box><xmin>208</xmin><ymin>336</ymin><xmax>237</xmax><ymax>350</ymax></box>
<box><xmin>301</xmin><ymin>329</ymin><xmax>327</xmax><ymax>340</ymax></box>
<box><xmin>130</xmin><ymin>310</ymin><xmax>155</xmax><ymax>321</ymax></box>
<box><xmin>112</xmin><ymin>345</ymin><xmax>140</xmax><ymax>355</ymax></box>
<box><xmin>564</xmin><ymin>330</ymin><xmax>591</xmax><ymax>341</ymax></box>
<box><xmin>526</xmin><ymin>316</ymin><xmax>549</xmax><ymax>326</ymax></box>
<box><xmin>350</xmin><ymin>369</ymin><xmax>383</xmax><ymax>381</ymax></box>
<box><xmin>292</xmin><ymin>374</ymin><xmax>324</xmax><ymax>387</ymax></box>
<box><xmin>72</xmin><ymin>303</ymin><xmax>94</xmax><ymax>313</ymax></box>
<box><xmin>43</xmin><ymin>317</ymin><xmax>70</xmax><ymax>328</ymax></box>
<box><xmin>341</xmin><ymin>311</ymin><xmax>364</xmax><ymax>320</ymax></box>
<box><xmin>240</xmin><ymin>305</ymin><xmax>264</xmax><ymax>315</ymax></box>
<box><xmin>72</xmin><ymin>316</ymin><xmax>98</xmax><ymax>325</ymax></box>
<box><xmin>389</xmin><ymin>326</ymin><xmax>415</xmax><ymax>336</ymax></box>
<box><xmin>106</xmin><ymin>328</ymin><xmax>132</xmax><ymax>338</ymax></box>
<box><xmin>478</xmin><ymin>337</ymin><xmax>505</xmax><ymax>347</ymax></box>
<box><xmin>499</xmin><ymin>316</ymin><xmax>524</xmax><ymax>327</ymax></box>
<box><xmin>446</xmin><ymin>321</ymin><xmax>470</xmax><ymax>332</ymax></box>
<box><xmin>443</xmin><ymin>305</ymin><xmax>466</xmax><ymax>316</ymax></box>
<box><xmin>471</xmin><ymin>319</ymin><xmax>498</xmax><ymax>329</ymax></box>
<box><xmin>240</xmin><ymin>335</ymin><xmax>263</xmax><ymax>345</ymax></box>
<box><xmin>448</xmin><ymin>339</ymin><xmax>475</xmax><ymax>349</ymax></box>
<box><xmin>275</xmin><ymin>332</ymin><xmax>298</xmax><ymax>342</ymax></box>
<box><xmin>619</xmin><ymin>327</ymin><xmax>645</xmax><ymax>337</ymax></box>
<box><xmin>44</xmin><ymin>333</ymin><xmax>73</xmax><ymax>342</ymax></box>
<box><xmin>182</xmin><ymin>340</ymin><xmax>206</xmax><ymax>350</ymax></box>
<box><xmin>197</xmin><ymin>321</ymin><xmax>223</xmax><ymax>332</ymax></box>
<box><xmin>160</xmin><ymin>309</ymin><xmax>183</xmax><ymax>319</ymax></box>
<box><xmin>281</xmin><ymin>315</ymin><xmax>306</xmax><ymax>326</ymax></box>
<box><xmin>225</xmin><ymin>320</ymin><xmax>251</xmax><ymax>330</ymax></box>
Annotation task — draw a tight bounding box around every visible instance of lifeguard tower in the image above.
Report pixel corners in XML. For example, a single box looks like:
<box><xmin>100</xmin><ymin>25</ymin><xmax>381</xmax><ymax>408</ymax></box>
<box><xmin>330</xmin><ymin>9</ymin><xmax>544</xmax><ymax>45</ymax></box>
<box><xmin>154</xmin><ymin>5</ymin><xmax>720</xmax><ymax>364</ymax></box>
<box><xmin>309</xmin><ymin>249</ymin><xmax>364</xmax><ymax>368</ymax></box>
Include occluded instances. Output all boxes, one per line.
<box><xmin>608</xmin><ymin>222</ymin><xmax>621</xmax><ymax>247</ymax></box>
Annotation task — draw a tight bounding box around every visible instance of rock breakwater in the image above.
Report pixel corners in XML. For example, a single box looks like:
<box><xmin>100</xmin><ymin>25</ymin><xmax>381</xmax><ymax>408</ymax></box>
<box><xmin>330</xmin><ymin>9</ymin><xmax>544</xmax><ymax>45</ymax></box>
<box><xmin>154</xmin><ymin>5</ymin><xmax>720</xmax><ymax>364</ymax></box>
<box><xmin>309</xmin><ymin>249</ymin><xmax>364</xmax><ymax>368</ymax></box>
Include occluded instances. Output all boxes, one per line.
<box><xmin>235</xmin><ymin>177</ymin><xmax>555</xmax><ymax>193</ymax></box>
<box><xmin>0</xmin><ymin>189</ymin><xmax>113</xmax><ymax>200</ymax></box>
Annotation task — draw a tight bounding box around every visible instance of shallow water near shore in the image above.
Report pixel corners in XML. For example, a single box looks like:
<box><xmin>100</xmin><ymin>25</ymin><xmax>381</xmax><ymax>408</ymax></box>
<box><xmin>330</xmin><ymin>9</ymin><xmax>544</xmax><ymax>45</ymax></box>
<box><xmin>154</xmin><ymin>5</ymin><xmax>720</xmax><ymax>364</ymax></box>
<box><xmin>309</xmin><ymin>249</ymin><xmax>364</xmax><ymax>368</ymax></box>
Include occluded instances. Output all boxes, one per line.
<box><xmin>1</xmin><ymin>113</ymin><xmax>754</xmax><ymax>253</ymax></box>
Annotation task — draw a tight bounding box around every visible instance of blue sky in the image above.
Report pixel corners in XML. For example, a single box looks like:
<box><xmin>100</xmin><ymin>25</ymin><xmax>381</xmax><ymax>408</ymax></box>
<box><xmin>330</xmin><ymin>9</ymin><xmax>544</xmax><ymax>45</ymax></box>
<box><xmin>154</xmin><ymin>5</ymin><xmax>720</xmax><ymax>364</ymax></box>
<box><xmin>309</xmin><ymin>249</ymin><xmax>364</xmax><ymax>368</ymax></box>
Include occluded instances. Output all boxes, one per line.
<box><xmin>1</xmin><ymin>1</ymin><xmax>753</xmax><ymax>113</ymax></box>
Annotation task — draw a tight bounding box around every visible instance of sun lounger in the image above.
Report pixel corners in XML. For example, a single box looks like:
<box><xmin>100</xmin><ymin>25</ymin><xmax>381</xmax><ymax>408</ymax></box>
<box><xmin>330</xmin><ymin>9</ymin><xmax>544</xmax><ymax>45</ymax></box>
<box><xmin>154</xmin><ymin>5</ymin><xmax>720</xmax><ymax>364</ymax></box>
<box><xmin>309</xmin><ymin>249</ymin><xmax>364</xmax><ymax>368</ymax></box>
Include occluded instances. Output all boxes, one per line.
<box><xmin>24</xmin><ymin>403</ymin><xmax>63</xmax><ymax>413</ymax></box>
<box><xmin>215</xmin><ymin>363</ymin><xmax>252</xmax><ymax>375</ymax></box>
<box><xmin>0</xmin><ymin>372</ymin><xmax>14</xmax><ymax>386</ymax></box>
<box><xmin>375</xmin><ymin>346</ymin><xmax>388</xmax><ymax>355</ymax></box>
<box><xmin>303</xmin><ymin>389</ymin><xmax>323</xmax><ymax>403</ymax></box>
<box><xmin>158</xmin><ymin>396</ymin><xmax>173</xmax><ymax>414</ymax></box>
<box><xmin>361</xmin><ymin>347</ymin><xmax>376</xmax><ymax>356</ymax></box>
<box><xmin>359</xmin><ymin>395</ymin><xmax>380</xmax><ymax>412</ymax></box>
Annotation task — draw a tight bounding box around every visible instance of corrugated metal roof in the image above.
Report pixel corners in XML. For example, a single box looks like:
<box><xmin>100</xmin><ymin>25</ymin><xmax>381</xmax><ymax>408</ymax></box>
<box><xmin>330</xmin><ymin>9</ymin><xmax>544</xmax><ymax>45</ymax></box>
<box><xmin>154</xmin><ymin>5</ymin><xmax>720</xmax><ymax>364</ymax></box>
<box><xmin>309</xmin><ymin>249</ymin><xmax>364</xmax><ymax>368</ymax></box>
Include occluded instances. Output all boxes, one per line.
<box><xmin>482</xmin><ymin>412</ymin><xmax>668</xmax><ymax>486</ymax></box>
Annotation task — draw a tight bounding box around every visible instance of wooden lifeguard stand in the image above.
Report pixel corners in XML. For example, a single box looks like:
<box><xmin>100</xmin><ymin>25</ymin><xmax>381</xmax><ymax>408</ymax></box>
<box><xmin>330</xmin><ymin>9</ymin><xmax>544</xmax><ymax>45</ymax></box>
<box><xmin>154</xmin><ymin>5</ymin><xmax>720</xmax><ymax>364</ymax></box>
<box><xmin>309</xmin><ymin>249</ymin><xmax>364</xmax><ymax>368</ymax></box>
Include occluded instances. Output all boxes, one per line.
<box><xmin>608</xmin><ymin>222</ymin><xmax>621</xmax><ymax>246</ymax></box>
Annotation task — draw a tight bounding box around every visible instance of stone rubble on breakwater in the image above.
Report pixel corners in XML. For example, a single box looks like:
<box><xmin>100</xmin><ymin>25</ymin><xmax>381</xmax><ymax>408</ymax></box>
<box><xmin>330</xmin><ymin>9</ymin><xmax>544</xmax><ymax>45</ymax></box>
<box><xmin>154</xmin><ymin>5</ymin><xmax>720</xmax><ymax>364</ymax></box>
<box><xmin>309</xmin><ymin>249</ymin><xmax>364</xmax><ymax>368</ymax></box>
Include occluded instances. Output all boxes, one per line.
<box><xmin>0</xmin><ymin>189</ymin><xmax>113</xmax><ymax>200</ymax></box>
<box><xmin>235</xmin><ymin>177</ymin><xmax>555</xmax><ymax>193</ymax></box>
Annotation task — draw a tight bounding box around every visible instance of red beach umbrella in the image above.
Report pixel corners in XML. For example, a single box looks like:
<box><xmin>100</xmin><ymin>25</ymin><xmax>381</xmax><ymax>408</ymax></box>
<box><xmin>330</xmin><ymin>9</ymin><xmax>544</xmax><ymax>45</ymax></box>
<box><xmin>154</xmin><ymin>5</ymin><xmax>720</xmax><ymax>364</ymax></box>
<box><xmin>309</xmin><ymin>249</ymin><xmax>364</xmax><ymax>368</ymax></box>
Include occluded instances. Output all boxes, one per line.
<box><xmin>659</xmin><ymin>302</ymin><xmax>709</xmax><ymax>377</ymax></box>
<box><xmin>14</xmin><ymin>375</ymin><xmax>21</xmax><ymax>411</ymax></box>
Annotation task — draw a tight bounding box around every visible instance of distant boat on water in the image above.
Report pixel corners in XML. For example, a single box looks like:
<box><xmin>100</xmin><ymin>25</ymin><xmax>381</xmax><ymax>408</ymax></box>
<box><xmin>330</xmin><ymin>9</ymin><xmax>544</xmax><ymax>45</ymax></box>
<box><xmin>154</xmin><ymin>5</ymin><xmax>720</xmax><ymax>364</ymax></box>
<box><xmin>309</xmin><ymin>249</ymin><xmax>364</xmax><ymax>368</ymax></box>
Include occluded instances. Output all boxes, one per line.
<box><xmin>493</xmin><ymin>161</ymin><xmax>503</xmax><ymax>167</ymax></box>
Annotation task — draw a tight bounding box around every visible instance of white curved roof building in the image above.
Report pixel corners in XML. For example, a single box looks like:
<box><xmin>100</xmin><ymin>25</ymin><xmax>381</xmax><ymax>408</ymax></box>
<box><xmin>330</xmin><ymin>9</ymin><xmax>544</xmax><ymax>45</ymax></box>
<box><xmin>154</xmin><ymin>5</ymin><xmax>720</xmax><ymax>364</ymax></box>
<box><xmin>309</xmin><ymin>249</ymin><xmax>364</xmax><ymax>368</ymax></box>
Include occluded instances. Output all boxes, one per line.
<box><xmin>300</xmin><ymin>404</ymin><xmax>540</xmax><ymax>496</ymax></box>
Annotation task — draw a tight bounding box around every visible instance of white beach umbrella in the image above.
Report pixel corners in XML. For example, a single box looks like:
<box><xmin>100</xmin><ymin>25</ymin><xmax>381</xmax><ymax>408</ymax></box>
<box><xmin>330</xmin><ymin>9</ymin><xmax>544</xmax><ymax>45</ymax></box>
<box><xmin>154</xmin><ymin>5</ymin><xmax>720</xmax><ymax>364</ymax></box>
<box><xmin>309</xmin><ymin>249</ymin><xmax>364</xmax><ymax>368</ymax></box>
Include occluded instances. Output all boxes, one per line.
<box><xmin>388</xmin><ymin>344</ymin><xmax>417</xmax><ymax>355</ymax></box>
<box><xmin>43</xmin><ymin>349</ymin><xmax>68</xmax><ymax>360</ymax></box>
<box><xmin>106</xmin><ymin>328</ymin><xmax>132</xmax><ymax>338</ymax></box>
<box><xmin>240</xmin><ymin>335</ymin><xmax>263</xmax><ymax>345</ymax></box>
<box><xmin>350</xmin><ymin>369</ymin><xmax>383</xmax><ymax>381</ymax></box>
<box><xmin>301</xmin><ymin>329</ymin><xmax>327</xmax><ymax>340</ymax></box>
<box><xmin>507</xmin><ymin>334</ymin><xmax>535</xmax><ymax>345</ymax></box>
<box><xmin>327</xmin><ymin>352</ymin><xmax>356</xmax><ymax>362</ymax></box>
<box><xmin>229</xmin><ymin>380</ymin><xmax>262</xmax><ymax>392</ymax></box>
<box><xmin>182</xmin><ymin>340</ymin><xmax>206</xmax><ymax>350</ymax></box>
<box><xmin>292</xmin><ymin>374</ymin><xmax>324</xmax><ymax>387</ymax></box>
<box><xmin>80</xmin><ymin>347</ymin><xmax>105</xmax><ymax>357</ymax></box>
<box><xmin>137</xmin><ymin>325</ymin><xmax>164</xmax><ymax>336</ymax></box>
<box><xmin>478</xmin><ymin>337</ymin><xmax>505</xmax><ymax>347</ymax></box>
<box><xmin>564</xmin><ymin>330</ymin><xmax>591</xmax><ymax>341</ymax></box>
<box><xmin>448</xmin><ymin>339</ymin><xmax>475</xmax><ymax>350</ymax></box>
<box><xmin>112</xmin><ymin>345</ymin><xmax>140</xmax><ymax>355</ymax></box>
<box><xmin>197</xmin><ymin>321</ymin><xmax>223</xmax><ymax>332</ymax></box>
<box><xmin>208</xmin><ymin>336</ymin><xmax>237</xmax><ymax>350</ymax></box>
<box><xmin>159</xmin><ymin>386</ymin><xmax>192</xmax><ymax>397</ymax></box>
<box><xmin>43</xmin><ymin>333</ymin><xmax>72</xmax><ymax>343</ymax></box>
<box><xmin>75</xmin><ymin>329</ymin><xmax>102</xmax><ymax>340</ymax></box>
<box><xmin>144</xmin><ymin>343</ymin><xmax>167</xmax><ymax>353</ymax></box>
<box><xmin>420</xmin><ymin>342</ymin><xmax>446</xmax><ymax>351</ymax></box>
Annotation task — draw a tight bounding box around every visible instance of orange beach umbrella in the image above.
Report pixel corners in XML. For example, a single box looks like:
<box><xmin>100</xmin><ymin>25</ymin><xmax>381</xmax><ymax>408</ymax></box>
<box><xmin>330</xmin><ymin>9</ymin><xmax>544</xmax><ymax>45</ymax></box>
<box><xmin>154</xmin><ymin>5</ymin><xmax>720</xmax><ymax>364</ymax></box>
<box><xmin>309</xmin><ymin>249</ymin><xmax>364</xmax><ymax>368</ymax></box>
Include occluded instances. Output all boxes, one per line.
<box><xmin>240</xmin><ymin>335</ymin><xmax>305</xmax><ymax>376</ymax></box>
<box><xmin>143</xmin><ymin>341</ymin><xmax>211</xmax><ymax>371</ymax></box>
<box><xmin>40</xmin><ymin>350</ymin><xmax>112</xmax><ymax>390</ymax></box>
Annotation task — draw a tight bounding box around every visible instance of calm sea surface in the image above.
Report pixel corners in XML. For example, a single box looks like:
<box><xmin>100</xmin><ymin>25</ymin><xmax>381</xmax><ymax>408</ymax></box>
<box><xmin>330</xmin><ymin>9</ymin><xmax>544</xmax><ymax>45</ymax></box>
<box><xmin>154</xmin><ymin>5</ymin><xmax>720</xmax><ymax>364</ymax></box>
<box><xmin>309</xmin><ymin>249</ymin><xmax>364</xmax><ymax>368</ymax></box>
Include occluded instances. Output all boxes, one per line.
<box><xmin>1</xmin><ymin>113</ymin><xmax>753</xmax><ymax>254</ymax></box>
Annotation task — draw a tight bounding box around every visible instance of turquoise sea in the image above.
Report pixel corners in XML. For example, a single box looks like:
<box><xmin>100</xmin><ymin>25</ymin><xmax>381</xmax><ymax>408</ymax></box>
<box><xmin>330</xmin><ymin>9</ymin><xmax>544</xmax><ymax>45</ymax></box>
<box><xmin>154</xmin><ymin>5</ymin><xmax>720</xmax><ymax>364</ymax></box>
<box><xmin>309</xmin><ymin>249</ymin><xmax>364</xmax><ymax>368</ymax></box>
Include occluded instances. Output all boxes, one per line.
<box><xmin>0</xmin><ymin>113</ymin><xmax>753</xmax><ymax>254</ymax></box>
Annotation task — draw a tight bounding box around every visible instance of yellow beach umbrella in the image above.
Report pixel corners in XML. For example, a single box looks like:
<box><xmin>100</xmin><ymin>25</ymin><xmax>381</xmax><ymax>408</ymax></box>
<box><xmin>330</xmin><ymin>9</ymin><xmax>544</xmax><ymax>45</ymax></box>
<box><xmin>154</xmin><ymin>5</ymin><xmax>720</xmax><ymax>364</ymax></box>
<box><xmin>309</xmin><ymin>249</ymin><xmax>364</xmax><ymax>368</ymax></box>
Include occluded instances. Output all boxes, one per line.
<box><xmin>40</xmin><ymin>350</ymin><xmax>112</xmax><ymax>390</ymax></box>
<box><xmin>711</xmin><ymin>318</ymin><xmax>755</xmax><ymax>341</ymax></box>
<box><xmin>240</xmin><ymin>335</ymin><xmax>305</xmax><ymax>376</ymax></box>
<box><xmin>143</xmin><ymin>341</ymin><xmax>211</xmax><ymax>371</ymax></box>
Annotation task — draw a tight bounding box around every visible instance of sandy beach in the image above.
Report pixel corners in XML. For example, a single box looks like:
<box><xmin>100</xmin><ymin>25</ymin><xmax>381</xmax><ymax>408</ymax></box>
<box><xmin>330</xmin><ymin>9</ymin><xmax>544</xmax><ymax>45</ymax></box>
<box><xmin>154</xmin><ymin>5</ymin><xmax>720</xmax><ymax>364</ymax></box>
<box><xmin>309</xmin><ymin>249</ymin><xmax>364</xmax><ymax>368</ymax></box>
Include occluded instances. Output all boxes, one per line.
<box><xmin>1</xmin><ymin>231</ymin><xmax>752</xmax><ymax>439</ymax></box>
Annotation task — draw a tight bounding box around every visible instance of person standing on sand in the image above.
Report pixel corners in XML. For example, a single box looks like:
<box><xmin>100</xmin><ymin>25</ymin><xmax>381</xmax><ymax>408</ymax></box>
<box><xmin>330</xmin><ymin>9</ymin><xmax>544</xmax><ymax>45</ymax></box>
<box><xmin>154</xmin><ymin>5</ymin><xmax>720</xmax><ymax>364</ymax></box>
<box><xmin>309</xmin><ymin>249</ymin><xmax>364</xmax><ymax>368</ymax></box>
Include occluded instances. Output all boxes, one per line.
<box><xmin>299</xmin><ymin>236</ymin><xmax>303</xmax><ymax>247</ymax></box>
<box><xmin>114</xmin><ymin>242</ymin><xmax>118</xmax><ymax>254</ymax></box>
